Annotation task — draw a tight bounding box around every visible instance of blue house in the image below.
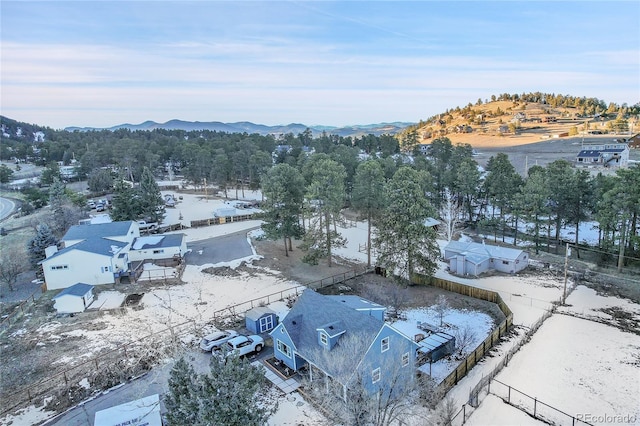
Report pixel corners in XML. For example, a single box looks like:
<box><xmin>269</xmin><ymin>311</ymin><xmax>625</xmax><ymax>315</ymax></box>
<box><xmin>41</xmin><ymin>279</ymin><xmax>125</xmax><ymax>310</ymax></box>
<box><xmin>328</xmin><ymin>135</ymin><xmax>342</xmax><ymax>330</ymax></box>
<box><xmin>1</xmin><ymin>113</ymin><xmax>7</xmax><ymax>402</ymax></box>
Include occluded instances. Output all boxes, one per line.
<box><xmin>270</xmin><ymin>290</ymin><xmax>419</xmax><ymax>400</ymax></box>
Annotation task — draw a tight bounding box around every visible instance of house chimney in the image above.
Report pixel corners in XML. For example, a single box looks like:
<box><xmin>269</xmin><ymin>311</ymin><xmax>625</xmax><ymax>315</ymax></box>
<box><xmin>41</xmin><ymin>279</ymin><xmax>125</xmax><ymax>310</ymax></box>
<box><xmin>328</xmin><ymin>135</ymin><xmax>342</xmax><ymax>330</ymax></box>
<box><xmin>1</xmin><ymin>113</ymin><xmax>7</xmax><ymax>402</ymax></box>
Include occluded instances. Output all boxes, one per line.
<box><xmin>45</xmin><ymin>245</ymin><xmax>58</xmax><ymax>258</ymax></box>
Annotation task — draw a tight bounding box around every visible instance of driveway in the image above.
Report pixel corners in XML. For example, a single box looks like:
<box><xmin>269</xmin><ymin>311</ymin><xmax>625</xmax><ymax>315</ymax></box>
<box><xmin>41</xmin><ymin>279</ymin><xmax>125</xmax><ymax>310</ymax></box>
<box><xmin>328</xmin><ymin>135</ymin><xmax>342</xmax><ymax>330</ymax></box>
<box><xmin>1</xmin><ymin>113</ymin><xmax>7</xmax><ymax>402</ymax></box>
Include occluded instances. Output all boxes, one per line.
<box><xmin>185</xmin><ymin>228</ymin><xmax>258</xmax><ymax>266</ymax></box>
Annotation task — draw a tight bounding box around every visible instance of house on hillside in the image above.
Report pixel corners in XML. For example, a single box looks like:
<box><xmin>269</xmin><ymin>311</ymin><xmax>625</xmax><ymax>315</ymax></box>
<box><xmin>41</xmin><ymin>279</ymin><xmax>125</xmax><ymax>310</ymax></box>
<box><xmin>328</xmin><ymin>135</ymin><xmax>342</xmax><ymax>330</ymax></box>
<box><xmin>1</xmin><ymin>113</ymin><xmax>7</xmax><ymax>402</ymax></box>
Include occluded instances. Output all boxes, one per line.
<box><xmin>443</xmin><ymin>241</ymin><xmax>528</xmax><ymax>276</ymax></box>
<box><xmin>42</xmin><ymin>221</ymin><xmax>140</xmax><ymax>290</ymax></box>
<box><xmin>41</xmin><ymin>238</ymin><xmax>130</xmax><ymax>290</ymax></box>
<box><xmin>270</xmin><ymin>290</ymin><xmax>418</xmax><ymax>400</ymax></box>
<box><xmin>576</xmin><ymin>143</ymin><xmax>629</xmax><ymax>168</ymax></box>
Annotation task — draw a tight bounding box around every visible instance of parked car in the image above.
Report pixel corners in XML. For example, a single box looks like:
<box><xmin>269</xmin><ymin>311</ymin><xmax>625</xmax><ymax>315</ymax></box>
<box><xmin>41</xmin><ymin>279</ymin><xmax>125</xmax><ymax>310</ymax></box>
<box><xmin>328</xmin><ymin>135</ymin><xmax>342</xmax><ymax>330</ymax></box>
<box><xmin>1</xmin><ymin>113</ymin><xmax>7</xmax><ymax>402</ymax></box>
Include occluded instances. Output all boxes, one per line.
<box><xmin>95</xmin><ymin>203</ymin><xmax>104</xmax><ymax>212</ymax></box>
<box><xmin>224</xmin><ymin>335</ymin><xmax>264</xmax><ymax>357</ymax></box>
<box><xmin>88</xmin><ymin>200</ymin><xmax>96</xmax><ymax>209</ymax></box>
<box><xmin>199</xmin><ymin>330</ymin><xmax>239</xmax><ymax>352</ymax></box>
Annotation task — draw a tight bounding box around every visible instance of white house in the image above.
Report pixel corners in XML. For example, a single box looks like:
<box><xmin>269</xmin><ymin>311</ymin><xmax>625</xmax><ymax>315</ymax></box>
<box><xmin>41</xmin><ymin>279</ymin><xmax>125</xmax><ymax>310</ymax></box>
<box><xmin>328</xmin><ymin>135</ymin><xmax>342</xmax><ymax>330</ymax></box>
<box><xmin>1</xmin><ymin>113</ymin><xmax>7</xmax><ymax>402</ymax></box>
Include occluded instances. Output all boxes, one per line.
<box><xmin>576</xmin><ymin>143</ymin><xmax>630</xmax><ymax>168</ymax></box>
<box><xmin>41</xmin><ymin>238</ymin><xmax>129</xmax><ymax>290</ymax></box>
<box><xmin>128</xmin><ymin>234</ymin><xmax>187</xmax><ymax>263</ymax></box>
<box><xmin>52</xmin><ymin>283</ymin><xmax>95</xmax><ymax>314</ymax></box>
<box><xmin>443</xmin><ymin>241</ymin><xmax>528</xmax><ymax>276</ymax></box>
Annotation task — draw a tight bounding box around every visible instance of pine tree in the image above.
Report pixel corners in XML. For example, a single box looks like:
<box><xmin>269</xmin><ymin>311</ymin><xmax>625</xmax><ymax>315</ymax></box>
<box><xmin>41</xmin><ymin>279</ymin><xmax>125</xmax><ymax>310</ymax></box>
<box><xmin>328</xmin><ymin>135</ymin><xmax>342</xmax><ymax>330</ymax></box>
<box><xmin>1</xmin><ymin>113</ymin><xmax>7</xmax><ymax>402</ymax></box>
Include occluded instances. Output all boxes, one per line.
<box><xmin>110</xmin><ymin>179</ymin><xmax>139</xmax><ymax>221</ymax></box>
<box><xmin>260</xmin><ymin>164</ymin><xmax>305</xmax><ymax>256</ymax></box>
<box><xmin>352</xmin><ymin>160</ymin><xmax>386</xmax><ymax>267</ymax></box>
<box><xmin>27</xmin><ymin>223</ymin><xmax>57</xmax><ymax>269</ymax></box>
<box><xmin>164</xmin><ymin>355</ymin><xmax>276</xmax><ymax>426</ymax></box>
<box><xmin>374</xmin><ymin>167</ymin><xmax>440</xmax><ymax>280</ymax></box>
<box><xmin>164</xmin><ymin>358</ymin><xmax>199</xmax><ymax>426</ymax></box>
<box><xmin>138</xmin><ymin>167</ymin><xmax>165</xmax><ymax>223</ymax></box>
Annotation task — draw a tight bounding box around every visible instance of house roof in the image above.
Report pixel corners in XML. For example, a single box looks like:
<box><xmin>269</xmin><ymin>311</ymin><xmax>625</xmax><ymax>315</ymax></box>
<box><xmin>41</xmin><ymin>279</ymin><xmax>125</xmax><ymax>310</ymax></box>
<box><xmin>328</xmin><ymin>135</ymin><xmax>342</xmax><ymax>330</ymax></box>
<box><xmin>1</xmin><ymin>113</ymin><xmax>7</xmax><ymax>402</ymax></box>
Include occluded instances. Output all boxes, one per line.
<box><xmin>245</xmin><ymin>306</ymin><xmax>276</xmax><ymax>321</ymax></box>
<box><xmin>278</xmin><ymin>289</ymin><xmax>384</xmax><ymax>384</ymax></box>
<box><xmin>327</xmin><ymin>295</ymin><xmax>386</xmax><ymax>312</ymax></box>
<box><xmin>53</xmin><ymin>283</ymin><xmax>93</xmax><ymax>299</ymax></box>
<box><xmin>577</xmin><ymin>150</ymin><xmax>603</xmax><ymax>158</ymax></box>
<box><xmin>131</xmin><ymin>234</ymin><xmax>185</xmax><ymax>250</ymax></box>
<box><xmin>62</xmin><ymin>221</ymin><xmax>135</xmax><ymax>242</ymax></box>
<box><xmin>44</xmin><ymin>238</ymin><xmax>127</xmax><ymax>261</ymax></box>
<box><xmin>445</xmin><ymin>241</ymin><xmax>524</xmax><ymax>262</ymax></box>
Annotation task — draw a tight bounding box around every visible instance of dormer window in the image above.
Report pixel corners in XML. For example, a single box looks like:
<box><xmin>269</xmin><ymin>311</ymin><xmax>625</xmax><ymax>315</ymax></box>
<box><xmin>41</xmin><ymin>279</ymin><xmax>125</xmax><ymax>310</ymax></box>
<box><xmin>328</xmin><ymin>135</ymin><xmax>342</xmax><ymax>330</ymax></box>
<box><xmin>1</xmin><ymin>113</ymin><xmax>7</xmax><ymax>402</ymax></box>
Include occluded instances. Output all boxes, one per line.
<box><xmin>320</xmin><ymin>332</ymin><xmax>328</xmax><ymax>346</ymax></box>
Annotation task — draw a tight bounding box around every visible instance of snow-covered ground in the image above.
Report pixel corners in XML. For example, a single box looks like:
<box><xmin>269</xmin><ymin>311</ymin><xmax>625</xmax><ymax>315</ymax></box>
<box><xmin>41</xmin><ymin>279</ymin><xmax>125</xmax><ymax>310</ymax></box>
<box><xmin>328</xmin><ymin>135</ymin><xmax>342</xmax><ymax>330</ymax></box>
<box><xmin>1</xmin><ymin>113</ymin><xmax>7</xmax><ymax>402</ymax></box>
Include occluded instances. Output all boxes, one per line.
<box><xmin>3</xmin><ymin>193</ymin><xmax>638</xmax><ymax>426</ymax></box>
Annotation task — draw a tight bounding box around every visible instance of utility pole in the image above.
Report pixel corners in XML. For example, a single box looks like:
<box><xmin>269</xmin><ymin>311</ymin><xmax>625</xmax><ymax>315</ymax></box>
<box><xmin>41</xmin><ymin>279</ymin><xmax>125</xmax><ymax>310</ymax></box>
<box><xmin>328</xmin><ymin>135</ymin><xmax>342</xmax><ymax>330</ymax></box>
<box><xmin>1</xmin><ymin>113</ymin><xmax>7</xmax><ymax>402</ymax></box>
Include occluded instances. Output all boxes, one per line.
<box><xmin>563</xmin><ymin>243</ymin><xmax>571</xmax><ymax>304</ymax></box>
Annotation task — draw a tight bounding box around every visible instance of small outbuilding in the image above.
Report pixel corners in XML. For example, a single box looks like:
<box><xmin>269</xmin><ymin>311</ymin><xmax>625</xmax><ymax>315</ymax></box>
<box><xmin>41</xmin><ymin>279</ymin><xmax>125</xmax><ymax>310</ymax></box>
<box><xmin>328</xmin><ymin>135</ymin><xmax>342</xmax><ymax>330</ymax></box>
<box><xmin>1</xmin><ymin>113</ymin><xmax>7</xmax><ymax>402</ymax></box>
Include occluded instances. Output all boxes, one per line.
<box><xmin>94</xmin><ymin>394</ymin><xmax>162</xmax><ymax>426</ymax></box>
<box><xmin>52</xmin><ymin>283</ymin><xmax>95</xmax><ymax>314</ymax></box>
<box><xmin>245</xmin><ymin>306</ymin><xmax>278</xmax><ymax>334</ymax></box>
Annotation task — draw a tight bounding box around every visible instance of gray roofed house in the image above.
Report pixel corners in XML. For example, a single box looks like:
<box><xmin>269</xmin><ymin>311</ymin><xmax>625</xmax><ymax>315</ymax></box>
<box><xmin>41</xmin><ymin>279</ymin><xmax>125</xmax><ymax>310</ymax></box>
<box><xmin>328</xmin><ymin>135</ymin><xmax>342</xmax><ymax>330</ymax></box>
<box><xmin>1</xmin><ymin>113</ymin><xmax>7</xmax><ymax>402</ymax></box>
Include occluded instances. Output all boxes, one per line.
<box><xmin>128</xmin><ymin>233</ymin><xmax>187</xmax><ymax>263</ymax></box>
<box><xmin>45</xmin><ymin>238</ymin><xmax>127</xmax><ymax>260</ymax></box>
<box><xmin>444</xmin><ymin>240</ymin><xmax>528</xmax><ymax>276</ymax></box>
<box><xmin>576</xmin><ymin>143</ymin><xmax>629</xmax><ymax>168</ymax></box>
<box><xmin>270</xmin><ymin>290</ymin><xmax>419</xmax><ymax>399</ymax></box>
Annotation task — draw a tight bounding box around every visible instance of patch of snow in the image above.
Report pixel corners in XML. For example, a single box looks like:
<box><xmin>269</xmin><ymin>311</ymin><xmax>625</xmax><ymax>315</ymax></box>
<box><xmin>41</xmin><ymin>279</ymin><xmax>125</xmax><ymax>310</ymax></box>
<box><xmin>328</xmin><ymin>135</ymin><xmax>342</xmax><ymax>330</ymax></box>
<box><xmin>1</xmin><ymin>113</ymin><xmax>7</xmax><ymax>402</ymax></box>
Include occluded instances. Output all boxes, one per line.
<box><xmin>0</xmin><ymin>397</ymin><xmax>54</xmax><ymax>426</ymax></box>
<box><xmin>92</xmin><ymin>291</ymin><xmax>126</xmax><ymax>310</ymax></box>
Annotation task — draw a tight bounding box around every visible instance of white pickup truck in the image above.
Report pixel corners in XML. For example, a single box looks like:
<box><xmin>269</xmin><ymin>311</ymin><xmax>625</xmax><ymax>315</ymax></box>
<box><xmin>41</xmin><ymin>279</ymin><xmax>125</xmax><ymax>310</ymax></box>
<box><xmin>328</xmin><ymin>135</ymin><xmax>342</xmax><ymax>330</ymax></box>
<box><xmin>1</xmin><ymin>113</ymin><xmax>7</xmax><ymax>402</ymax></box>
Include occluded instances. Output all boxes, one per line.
<box><xmin>137</xmin><ymin>220</ymin><xmax>158</xmax><ymax>232</ymax></box>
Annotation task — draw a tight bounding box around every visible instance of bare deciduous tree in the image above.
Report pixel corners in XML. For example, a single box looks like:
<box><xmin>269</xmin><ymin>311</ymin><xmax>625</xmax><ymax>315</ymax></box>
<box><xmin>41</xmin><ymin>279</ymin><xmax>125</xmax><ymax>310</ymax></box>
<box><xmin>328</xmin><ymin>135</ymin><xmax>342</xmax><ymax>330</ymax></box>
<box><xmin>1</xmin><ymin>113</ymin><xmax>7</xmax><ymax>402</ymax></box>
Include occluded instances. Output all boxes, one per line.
<box><xmin>438</xmin><ymin>188</ymin><xmax>463</xmax><ymax>243</ymax></box>
<box><xmin>453</xmin><ymin>324</ymin><xmax>477</xmax><ymax>357</ymax></box>
<box><xmin>0</xmin><ymin>245</ymin><xmax>27</xmax><ymax>292</ymax></box>
<box><xmin>433</xmin><ymin>295</ymin><xmax>450</xmax><ymax>327</ymax></box>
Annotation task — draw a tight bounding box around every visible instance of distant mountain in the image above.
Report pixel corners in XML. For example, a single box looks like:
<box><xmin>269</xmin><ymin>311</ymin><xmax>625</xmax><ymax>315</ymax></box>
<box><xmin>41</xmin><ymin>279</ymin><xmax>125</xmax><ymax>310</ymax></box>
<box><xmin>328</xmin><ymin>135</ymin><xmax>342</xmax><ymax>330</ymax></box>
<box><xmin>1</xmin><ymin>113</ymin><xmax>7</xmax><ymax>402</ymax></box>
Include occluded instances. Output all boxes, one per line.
<box><xmin>64</xmin><ymin>120</ymin><xmax>414</xmax><ymax>137</ymax></box>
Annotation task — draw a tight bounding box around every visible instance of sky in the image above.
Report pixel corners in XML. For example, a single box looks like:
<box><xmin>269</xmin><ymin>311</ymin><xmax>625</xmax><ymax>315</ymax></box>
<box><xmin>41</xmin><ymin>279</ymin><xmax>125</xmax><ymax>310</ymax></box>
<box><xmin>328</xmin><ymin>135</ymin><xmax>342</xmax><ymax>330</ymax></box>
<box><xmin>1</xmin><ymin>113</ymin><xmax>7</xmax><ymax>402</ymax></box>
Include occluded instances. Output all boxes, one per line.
<box><xmin>1</xmin><ymin>1</ymin><xmax>639</xmax><ymax>130</ymax></box>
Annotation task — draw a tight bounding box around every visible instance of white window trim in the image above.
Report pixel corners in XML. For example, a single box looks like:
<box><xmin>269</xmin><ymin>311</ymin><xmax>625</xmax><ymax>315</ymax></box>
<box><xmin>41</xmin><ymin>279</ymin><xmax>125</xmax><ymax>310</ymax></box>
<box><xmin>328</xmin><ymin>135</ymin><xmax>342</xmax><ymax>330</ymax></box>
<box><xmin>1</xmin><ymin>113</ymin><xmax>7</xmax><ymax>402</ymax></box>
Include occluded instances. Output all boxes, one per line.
<box><xmin>381</xmin><ymin>337</ymin><xmax>390</xmax><ymax>353</ymax></box>
<box><xmin>50</xmin><ymin>265</ymin><xmax>69</xmax><ymax>271</ymax></box>
<box><xmin>320</xmin><ymin>332</ymin><xmax>328</xmax><ymax>346</ymax></box>
<box><xmin>276</xmin><ymin>340</ymin><xmax>292</xmax><ymax>358</ymax></box>
<box><xmin>402</xmin><ymin>352</ymin><xmax>410</xmax><ymax>367</ymax></box>
<box><xmin>372</xmin><ymin>367</ymin><xmax>381</xmax><ymax>384</ymax></box>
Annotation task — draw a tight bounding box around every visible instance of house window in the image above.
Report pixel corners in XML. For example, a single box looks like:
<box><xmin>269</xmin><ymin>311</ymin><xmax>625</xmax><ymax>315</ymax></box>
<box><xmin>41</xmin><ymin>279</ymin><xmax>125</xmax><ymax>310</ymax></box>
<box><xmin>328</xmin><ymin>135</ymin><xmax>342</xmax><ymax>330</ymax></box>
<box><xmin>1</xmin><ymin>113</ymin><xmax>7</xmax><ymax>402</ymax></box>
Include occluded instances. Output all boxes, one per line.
<box><xmin>50</xmin><ymin>265</ymin><xmax>68</xmax><ymax>270</ymax></box>
<box><xmin>101</xmin><ymin>266</ymin><xmax>111</xmax><ymax>273</ymax></box>
<box><xmin>381</xmin><ymin>337</ymin><xmax>389</xmax><ymax>353</ymax></box>
<box><xmin>402</xmin><ymin>352</ymin><xmax>410</xmax><ymax>367</ymax></box>
<box><xmin>372</xmin><ymin>368</ymin><xmax>381</xmax><ymax>384</ymax></box>
<box><xmin>153</xmin><ymin>249</ymin><xmax>164</xmax><ymax>254</ymax></box>
<box><xmin>320</xmin><ymin>332</ymin><xmax>328</xmax><ymax>346</ymax></box>
<box><xmin>276</xmin><ymin>340</ymin><xmax>292</xmax><ymax>358</ymax></box>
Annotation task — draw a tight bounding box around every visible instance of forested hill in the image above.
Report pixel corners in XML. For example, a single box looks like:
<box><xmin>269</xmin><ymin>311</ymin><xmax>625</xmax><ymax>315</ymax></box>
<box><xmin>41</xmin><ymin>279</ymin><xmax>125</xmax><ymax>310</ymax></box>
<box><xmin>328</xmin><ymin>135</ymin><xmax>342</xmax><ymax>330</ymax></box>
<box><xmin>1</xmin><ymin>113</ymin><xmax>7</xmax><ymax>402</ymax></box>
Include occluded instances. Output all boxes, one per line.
<box><xmin>63</xmin><ymin>120</ymin><xmax>413</xmax><ymax>138</ymax></box>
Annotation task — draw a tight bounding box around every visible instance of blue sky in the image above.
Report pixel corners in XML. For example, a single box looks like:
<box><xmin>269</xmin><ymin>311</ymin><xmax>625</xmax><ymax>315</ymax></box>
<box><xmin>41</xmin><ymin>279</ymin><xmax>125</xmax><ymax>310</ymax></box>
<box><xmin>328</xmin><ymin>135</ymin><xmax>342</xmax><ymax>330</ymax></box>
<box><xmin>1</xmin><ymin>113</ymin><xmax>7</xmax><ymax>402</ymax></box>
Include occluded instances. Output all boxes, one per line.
<box><xmin>1</xmin><ymin>1</ymin><xmax>639</xmax><ymax>129</ymax></box>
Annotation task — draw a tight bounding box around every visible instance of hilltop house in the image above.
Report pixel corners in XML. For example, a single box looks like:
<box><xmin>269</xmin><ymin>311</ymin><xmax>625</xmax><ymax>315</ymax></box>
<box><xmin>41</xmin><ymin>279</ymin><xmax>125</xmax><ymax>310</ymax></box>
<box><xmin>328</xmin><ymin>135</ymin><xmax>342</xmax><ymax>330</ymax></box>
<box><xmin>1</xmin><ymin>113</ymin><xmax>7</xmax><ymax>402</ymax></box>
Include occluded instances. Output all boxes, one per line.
<box><xmin>270</xmin><ymin>290</ymin><xmax>418</xmax><ymax>400</ymax></box>
<box><xmin>443</xmin><ymin>241</ymin><xmax>528</xmax><ymax>276</ymax></box>
<box><xmin>576</xmin><ymin>143</ymin><xmax>630</xmax><ymax>168</ymax></box>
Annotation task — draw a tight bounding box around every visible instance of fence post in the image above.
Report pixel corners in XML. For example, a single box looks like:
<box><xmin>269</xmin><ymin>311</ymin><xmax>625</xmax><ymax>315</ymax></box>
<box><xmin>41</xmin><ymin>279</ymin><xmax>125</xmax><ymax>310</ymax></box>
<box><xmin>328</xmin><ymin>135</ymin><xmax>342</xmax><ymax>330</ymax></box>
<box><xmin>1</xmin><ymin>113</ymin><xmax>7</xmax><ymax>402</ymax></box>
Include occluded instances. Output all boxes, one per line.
<box><xmin>63</xmin><ymin>372</ymin><xmax>68</xmax><ymax>385</ymax></box>
<box><xmin>488</xmin><ymin>378</ymin><xmax>491</xmax><ymax>394</ymax></box>
<box><xmin>534</xmin><ymin>398</ymin><xmax>537</xmax><ymax>417</ymax></box>
<box><xmin>463</xmin><ymin>404</ymin><xmax>466</xmax><ymax>423</ymax></box>
<box><xmin>508</xmin><ymin>385</ymin><xmax>511</xmax><ymax>403</ymax></box>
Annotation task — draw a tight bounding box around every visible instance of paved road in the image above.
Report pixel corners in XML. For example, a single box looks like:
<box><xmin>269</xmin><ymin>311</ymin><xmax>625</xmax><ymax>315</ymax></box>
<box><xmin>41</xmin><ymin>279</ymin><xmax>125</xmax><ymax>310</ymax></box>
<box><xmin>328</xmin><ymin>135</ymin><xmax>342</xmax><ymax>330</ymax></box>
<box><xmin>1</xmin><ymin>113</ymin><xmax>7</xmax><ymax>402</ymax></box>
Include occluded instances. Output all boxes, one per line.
<box><xmin>185</xmin><ymin>228</ymin><xmax>258</xmax><ymax>266</ymax></box>
<box><xmin>0</xmin><ymin>197</ymin><xmax>16</xmax><ymax>221</ymax></box>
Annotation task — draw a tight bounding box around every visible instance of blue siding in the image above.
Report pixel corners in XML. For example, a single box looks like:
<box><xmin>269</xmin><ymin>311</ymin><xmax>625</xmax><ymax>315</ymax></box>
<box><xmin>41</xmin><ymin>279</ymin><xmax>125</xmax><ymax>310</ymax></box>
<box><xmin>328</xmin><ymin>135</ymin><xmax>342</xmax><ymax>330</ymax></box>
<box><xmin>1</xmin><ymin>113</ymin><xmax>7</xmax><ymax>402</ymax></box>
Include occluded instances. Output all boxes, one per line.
<box><xmin>358</xmin><ymin>325</ymin><xmax>418</xmax><ymax>395</ymax></box>
<box><xmin>271</xmin><ymin>324</ymin><xmax>298</xmax><ymax>370</ymax></box>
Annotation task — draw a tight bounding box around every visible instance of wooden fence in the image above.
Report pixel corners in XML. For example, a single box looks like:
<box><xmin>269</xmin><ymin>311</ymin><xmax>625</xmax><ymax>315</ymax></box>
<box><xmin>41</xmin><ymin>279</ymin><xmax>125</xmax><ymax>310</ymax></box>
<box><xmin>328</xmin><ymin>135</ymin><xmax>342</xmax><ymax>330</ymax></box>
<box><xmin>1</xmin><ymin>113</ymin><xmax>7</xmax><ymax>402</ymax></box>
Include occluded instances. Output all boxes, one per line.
<box><xmin>190</xmin><ymin>213</ymin><xmax>256</xmax><ymax>228</ymax></box>
<box><xmin>410</xmin><ymin>274</ymin><xmax>513</xmax><ymax>393</ymax></box>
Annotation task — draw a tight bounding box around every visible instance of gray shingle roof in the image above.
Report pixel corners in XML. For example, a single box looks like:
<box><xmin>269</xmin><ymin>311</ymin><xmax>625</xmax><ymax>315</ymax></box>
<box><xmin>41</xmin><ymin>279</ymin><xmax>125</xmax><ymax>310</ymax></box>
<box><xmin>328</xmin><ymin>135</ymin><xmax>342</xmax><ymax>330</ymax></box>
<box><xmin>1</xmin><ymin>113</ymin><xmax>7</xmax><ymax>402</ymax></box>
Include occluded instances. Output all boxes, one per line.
<box><xmin>445</xmin><ymin>241</ymin><xmax>524</xmax><ymax>261</ymax></box>
<box><xmin>53</xmin><ymin>283</ymin><xmax>93</xmax><ymax>298</ymax></box>
<box><xmin>46</xmin><ymin>238</ymin><xmax>127</xmax><ymax>260</ymax></box>
<box><xmin>282</xmin><ymin>289</ymin><xmax>383</xmax><ymax>384</ymax></box>
<box><xmin>577</xmin><ymin>150</ymin><xmax>603</xmax><ymax>158</ymax></box>
<box><xmin>62</xmin><ymin>221</ymin><xmax>135</xmax><ymax>242</ymax></box>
